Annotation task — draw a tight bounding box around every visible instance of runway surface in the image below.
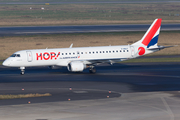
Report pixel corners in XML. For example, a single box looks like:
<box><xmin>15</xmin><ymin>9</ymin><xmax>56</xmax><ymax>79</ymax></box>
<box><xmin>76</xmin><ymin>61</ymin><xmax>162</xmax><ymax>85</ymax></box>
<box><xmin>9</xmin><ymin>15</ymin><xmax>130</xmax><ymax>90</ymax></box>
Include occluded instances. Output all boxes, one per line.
<box><xmin>1</xmin><ymin>62</ymin><xmax>180</xmax><ymax>119</ymax></box>
<box><xmin>0</xmin><ymin>24</ymin><xmax>180</xmax><ymax>36</ymax></box>
<box><xmin>1</xmin><ymin>62</ymin><xmax>180</xmax><ymax>104</ymax></box>
<box><xmin>0</xmin><ymin>1</ymin><xmax>179</xmax><ymax>5</ymax></box>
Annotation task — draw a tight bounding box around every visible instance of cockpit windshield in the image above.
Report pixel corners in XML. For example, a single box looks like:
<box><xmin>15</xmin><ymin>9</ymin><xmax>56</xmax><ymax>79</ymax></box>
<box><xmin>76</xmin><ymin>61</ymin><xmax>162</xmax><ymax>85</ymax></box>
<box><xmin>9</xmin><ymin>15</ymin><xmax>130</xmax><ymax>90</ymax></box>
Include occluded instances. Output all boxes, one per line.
<box><xmin>10</xmin><ymin>54</ymin><xmax>21</xmax><ymax>57</ymax></box>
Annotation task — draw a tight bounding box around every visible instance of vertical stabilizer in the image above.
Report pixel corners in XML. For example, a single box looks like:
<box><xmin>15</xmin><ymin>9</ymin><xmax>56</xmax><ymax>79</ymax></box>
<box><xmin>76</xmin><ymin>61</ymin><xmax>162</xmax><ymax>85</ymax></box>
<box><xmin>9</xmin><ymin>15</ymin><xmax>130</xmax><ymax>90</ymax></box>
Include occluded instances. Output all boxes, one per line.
<box><xmin>132</xmin><ymin>19</ymin><xmax>162</xmax><ymax>48</ymax></box>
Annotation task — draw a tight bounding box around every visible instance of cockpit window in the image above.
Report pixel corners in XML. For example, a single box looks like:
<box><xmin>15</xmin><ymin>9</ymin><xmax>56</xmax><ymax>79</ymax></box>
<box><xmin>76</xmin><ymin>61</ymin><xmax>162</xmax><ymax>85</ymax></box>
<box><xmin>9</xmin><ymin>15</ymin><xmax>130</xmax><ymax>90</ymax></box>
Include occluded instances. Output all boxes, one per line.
<box><xmin>10</xmin><ymin>54</ymin><xmax>21</xmax><ymax>57</ymax></box>
<box><xmin>10</xmin><ymin>54</ymin><xmax>16</xmax><ymax>57</ymax></box>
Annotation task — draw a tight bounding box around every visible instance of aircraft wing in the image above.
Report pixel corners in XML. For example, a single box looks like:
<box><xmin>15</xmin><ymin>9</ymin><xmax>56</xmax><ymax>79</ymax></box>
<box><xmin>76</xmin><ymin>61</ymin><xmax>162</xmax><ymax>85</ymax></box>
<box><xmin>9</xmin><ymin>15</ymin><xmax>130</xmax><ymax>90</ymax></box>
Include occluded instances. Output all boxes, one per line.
<box><xmin>81</xmin><ymin>58</ymin><xmax>129</xmax><ymax>65</ymax></box>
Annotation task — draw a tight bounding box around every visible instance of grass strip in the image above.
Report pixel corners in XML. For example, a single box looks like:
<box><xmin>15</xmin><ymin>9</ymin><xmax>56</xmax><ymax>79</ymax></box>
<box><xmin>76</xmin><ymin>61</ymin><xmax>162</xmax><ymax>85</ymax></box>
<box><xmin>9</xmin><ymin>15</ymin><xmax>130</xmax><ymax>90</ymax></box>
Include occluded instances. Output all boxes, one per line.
<box><xmin>0</xmin><ymin>3</ymin><xmax>180</xmax><ymax>26</ymax></box>
<box><xmin>0</xmin><ymin>93</ymin><xmax>51</xmax><ymax>100</ymax></box>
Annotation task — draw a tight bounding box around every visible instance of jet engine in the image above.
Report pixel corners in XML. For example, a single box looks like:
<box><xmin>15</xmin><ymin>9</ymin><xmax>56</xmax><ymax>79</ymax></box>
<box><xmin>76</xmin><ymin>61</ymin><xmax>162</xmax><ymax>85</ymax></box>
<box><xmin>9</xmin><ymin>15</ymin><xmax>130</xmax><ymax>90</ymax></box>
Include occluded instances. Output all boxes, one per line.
<box><xmin>67</xmin><ymin>61</ymin><xmax>86</xmax><ymax>72</ymax></box>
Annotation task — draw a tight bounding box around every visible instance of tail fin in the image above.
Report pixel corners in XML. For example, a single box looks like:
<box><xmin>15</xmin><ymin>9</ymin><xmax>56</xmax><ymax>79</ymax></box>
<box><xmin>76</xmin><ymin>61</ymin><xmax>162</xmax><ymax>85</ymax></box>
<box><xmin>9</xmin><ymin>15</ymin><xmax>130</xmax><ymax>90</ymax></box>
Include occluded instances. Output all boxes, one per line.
<box><xmin>132</xmin><ymin>18</ymin><xmax>162</xmax><ymax>48</ymax></box>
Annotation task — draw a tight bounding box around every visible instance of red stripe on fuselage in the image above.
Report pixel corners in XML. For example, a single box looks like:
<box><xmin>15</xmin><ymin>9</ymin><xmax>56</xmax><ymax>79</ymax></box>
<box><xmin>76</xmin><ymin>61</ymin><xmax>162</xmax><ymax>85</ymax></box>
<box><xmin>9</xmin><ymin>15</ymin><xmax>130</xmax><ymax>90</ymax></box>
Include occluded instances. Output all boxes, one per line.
<box><xmin>142</xmin><ymin>19</ymin><xmax>161</xmax><ymax>46</ymax></box>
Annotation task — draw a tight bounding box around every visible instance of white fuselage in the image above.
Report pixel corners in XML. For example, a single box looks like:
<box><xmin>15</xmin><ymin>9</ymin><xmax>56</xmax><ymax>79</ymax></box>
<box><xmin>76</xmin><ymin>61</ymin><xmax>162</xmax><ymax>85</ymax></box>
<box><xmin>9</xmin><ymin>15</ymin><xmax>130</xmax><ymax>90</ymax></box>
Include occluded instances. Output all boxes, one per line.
<box><xmin>3</xmin><ymin>45</ymin><xmax>144</xmax><ymax>68</ymax></box>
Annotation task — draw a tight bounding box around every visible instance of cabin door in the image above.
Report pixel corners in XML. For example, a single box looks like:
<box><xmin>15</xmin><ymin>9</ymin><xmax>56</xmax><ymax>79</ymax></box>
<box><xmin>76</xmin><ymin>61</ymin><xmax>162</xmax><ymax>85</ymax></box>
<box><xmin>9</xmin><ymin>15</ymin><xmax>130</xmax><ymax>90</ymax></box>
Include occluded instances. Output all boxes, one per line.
<box><xmin>26</xmin><ymin>51</ymin><xmax>33</xmax><ymax>62</ymax></box>
<box><xmin>130</xmin><ymin>46</ymin><xmax>135</xmax><ymax>57</ymax></box>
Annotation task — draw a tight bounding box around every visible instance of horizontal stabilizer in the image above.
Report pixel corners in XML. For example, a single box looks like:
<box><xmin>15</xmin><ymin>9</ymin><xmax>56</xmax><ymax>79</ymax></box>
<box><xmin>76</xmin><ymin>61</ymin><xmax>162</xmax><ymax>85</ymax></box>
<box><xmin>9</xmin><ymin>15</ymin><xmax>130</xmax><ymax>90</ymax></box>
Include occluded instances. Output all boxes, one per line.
<box><xmin>147</xmin><ymin>45</ymin><xmax>178</xmax><ymax>50</ymax></box>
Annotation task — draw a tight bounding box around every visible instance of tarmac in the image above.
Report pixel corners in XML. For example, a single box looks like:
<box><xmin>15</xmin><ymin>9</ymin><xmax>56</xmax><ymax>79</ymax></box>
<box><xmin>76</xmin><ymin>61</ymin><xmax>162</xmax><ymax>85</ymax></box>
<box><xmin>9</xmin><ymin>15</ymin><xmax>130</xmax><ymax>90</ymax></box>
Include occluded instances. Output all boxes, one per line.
<box><xmin>0</xmin><ymin>62</ymin><xmax>180</xmax><ymax>120</ymax></box>
<box><xmin>0</xmin><ymin>24</ymin><xmax>180</xmax><ymax>36</ymax></box>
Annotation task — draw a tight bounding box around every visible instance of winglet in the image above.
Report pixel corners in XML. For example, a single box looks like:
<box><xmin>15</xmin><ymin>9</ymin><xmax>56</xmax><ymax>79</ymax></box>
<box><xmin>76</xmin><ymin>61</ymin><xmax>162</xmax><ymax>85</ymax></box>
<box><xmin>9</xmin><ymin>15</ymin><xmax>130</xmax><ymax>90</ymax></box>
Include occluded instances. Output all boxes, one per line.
<box><xmin>69</xmin><ymin>43</ymin><xmax>73</xmax><ymax>48</ymax></box>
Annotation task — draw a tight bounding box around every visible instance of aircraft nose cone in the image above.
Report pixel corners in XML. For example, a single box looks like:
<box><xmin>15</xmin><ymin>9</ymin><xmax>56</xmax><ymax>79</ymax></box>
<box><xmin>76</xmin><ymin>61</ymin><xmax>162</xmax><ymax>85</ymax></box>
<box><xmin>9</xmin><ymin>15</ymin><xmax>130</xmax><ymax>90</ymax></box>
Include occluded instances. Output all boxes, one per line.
<box><xmin>2</xmin><ymin>61</ymin><xmax>7</xmax><ymax>66</ymax></box>
<box><xmin>2</xmin><ymin>60</ymin><xmax>10</xmax><ymax>66</ymax></box>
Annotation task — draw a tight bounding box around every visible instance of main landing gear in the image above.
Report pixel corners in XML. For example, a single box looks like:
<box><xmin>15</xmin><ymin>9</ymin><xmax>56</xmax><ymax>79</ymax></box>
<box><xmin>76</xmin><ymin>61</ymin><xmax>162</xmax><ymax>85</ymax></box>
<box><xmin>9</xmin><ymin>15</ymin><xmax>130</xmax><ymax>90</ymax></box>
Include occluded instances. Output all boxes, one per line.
<box><xmin>89</xmin><ymin>66</ymin><xmax>96</xmax><ymax>73</ymax></box>
<box><xmin>20</xmin><ymin>67</ymin><xmax>25</xmax><ymax>75</ymax></box>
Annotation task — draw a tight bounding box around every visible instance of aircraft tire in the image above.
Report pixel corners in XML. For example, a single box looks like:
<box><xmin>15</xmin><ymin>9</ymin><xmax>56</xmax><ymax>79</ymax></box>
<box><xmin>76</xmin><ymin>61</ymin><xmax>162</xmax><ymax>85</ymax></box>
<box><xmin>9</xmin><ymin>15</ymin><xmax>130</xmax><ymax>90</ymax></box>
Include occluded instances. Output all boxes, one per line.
<box><xmin>21</xmin><ymin>71</ymin><xmax>25</xmax><ymax>75</ymax></box>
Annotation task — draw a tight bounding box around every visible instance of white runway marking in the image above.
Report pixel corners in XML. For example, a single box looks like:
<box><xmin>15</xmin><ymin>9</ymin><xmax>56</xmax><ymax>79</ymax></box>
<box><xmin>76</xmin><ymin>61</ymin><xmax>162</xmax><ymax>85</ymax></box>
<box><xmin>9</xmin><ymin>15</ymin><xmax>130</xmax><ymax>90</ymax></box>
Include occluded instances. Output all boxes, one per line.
<box><xmin>161</xmin><ymin>97</ymin><xmax>174</xmax><ymax>120</ymax></box>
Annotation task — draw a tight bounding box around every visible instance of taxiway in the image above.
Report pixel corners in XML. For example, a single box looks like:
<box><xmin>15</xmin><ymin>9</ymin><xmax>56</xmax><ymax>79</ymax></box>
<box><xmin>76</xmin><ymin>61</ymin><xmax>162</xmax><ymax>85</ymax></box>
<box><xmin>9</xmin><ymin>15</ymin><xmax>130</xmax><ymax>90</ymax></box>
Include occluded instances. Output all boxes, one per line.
<box><xmin>0</xmin><ymin>24</ymin><xmax>180</xmax><ymax>36</ymax></box>
<box><xmin>1</xmin><ymin>62</ymin><xmax>180</xmax><ymax>120</ymax></box>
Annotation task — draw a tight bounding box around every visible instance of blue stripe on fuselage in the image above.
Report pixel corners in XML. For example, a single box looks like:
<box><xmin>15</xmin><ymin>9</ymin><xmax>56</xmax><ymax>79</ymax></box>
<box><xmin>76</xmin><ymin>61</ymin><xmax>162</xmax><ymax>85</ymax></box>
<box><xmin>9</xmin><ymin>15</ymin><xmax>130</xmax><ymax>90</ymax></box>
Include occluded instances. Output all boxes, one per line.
<box><xmin>147</xmin><ymin>35</ymin><xmax>159</xmax><ymax>48</ymax></box>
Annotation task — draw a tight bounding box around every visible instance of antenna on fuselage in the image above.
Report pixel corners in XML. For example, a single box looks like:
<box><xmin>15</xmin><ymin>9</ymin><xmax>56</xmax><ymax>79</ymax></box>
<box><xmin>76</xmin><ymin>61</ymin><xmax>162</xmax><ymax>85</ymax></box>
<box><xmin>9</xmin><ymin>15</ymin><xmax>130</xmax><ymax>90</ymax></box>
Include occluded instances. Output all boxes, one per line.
<box><xmin>69</xmin><ymin>43</ymin><xmax>73</xmax><ymax>48</ymax></box>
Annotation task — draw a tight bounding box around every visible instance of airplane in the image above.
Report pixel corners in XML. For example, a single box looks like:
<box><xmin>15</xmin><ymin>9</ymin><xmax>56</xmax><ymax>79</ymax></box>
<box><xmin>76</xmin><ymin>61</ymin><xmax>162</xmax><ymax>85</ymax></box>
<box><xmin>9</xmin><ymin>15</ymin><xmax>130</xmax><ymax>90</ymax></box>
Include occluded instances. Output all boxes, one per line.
<box><xmin>2</xmin><ymin>18</ymin><xmax>174</xmax><ymax>75</ymax></box>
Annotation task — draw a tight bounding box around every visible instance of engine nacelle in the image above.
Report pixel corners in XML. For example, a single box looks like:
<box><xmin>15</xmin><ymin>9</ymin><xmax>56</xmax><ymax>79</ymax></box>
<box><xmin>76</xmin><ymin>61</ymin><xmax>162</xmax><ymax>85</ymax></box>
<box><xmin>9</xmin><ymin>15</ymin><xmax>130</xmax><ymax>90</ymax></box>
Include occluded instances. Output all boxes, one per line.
<box><xmin>67</xmin><ymin>61</ymin><xmax>86</xmax><ymax>72</ymax></box>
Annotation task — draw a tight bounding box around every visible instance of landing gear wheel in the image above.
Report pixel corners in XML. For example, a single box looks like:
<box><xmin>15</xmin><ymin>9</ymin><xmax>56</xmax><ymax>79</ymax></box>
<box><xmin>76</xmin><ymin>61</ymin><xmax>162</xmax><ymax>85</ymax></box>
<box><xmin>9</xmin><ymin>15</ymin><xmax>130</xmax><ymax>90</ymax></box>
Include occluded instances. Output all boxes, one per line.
<box><xmin>89</xmin><ymin>68</ymin><xmax>96</xmax><ymax>73</ymax></box>
<box><xmin>21</xmin><ymin>71</ymin><xmax>25</xmax><ymax>75</ymax></box>
<box><xmin>20</xmin><ymin>67</ymin><xmax>25</xmax><ymax>75</ymax></box>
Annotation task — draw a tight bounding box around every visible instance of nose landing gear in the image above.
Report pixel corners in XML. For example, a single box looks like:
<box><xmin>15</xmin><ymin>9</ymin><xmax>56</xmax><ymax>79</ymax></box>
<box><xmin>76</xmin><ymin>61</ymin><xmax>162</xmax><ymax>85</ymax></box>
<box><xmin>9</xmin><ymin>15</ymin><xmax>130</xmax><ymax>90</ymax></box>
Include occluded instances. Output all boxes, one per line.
<box><xmin>20</xmin><ymin>67</ymin><xmax>25</xmax><ymax>75</ymax></box>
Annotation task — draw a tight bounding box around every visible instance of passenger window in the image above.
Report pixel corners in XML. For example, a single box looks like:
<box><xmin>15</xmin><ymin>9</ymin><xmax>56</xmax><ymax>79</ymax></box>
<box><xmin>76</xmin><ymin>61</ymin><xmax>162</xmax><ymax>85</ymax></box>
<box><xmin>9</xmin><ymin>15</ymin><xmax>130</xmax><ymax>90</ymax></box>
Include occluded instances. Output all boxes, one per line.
<box><xmin>109</xmin><ymin>51</ymin><xmax>111</xmax><ymax>53</ymax></box>
<box><xmin>100</xmin><ymin>51</ymin><xmax>101</xmax><ymax>53</ymax></box>
<box><xmin>81</xmin><ymin>52</ymin><xmax>83</xmax><ymax>54</ymax></box>
<box><xmin>69</xmin><ymin>53</ymin><xmax>71</xmax><ymax>55</ymax></box>
<box><xmin>116</xmin><ymin>50</ymin><xmax>118</xmax><ymax>52</ymax></box>
<box><xmin>106</xmin><ymin>51</ymin><xmax>108</xmax><ymax>53</ymax></box>
<box><xmin>123</xmin><ymin>50</ymin><xmax>125</xmax><ymax>52</ymax></box>
<box><xmin>127</xmin><ymin>50</ymin><xmax>129</xmax><ymax>52</ymax></box>
<box><xmin>103</xmin><ymin>51</ymin><xmax>105</xmax><ymax>53</ymax></box>
<box><xmin>73</xmin><ymin>53</ymin><xmax>75</xmax><ymax>55</ymax></box>
<box><xmin>96</xmin><ymin>51</ymin><xmax>98</xmax><ymax>53</ymax></box>
<box><xmin>17</xmin><ymin>54</ymin><xmax>20</xmax><ymax>57</ymax></box>
<box><xmin>66</xmin><ymin>53</ymin><xmax>67</xmax><ymax>55</ymax></box>
<box><xmin>93</xmin><ymin>52</ymin><xmax>94</xmax><ymax>54</ymax></box>
<box><xmin>120</xmin><ymin>50</ymin><xmax>121</xmax><ymax>52</ymax></box>
<box><xmin>113</xmin><ymin>51</ymin><xmax>115</xmax><ymax>53</ymax></box>
<box><xmin>89</xmin><ymin>52</ymin><xmax>91</xmax><ymax>54</ymax></box>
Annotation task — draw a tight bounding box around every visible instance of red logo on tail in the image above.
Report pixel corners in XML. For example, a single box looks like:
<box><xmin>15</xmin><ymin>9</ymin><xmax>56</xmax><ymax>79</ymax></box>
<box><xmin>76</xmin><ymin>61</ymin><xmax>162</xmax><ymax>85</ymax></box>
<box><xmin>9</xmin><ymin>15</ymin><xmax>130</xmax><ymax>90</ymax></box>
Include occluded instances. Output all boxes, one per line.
<box><xmin>138</xmin><ymin>47</ymin><xmax>145</xmax><ymax>56</ymax></box>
